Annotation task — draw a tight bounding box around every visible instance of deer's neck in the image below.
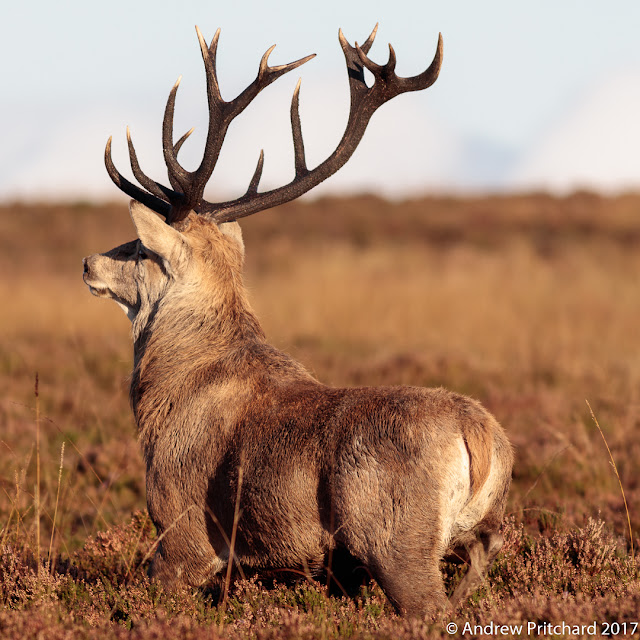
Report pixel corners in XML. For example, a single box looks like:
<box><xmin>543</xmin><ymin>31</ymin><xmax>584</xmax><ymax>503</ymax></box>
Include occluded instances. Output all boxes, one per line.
<box><xmin>129</xmin><ymin>286</ymin><xmax>312</xmax><ymax>437</ymax></box>
<box><xmin>133</xmin><ymin>284</ymin><xmax>261</xmax><ymax>376</ymax></box>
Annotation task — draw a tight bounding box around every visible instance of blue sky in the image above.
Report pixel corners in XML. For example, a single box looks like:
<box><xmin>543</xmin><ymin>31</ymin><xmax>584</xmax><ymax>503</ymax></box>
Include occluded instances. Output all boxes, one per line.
<box><xmin>3</xmin><ymin>1</ymin><xmax>640</xmax><ymax>201</ymax></box>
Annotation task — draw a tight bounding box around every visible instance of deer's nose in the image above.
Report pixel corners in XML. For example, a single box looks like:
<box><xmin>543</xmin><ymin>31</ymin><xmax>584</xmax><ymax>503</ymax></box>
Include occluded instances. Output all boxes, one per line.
<box><xmin>83</xmin><ymin>257</ymin><xmax>89</xmax><ymax>274</ymax></box>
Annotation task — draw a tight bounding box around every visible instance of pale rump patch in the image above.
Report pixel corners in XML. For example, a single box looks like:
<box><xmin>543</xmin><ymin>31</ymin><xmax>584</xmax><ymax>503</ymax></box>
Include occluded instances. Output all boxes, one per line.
<box><xmin>454</xmin><ymin>448</ymin><xmax>503</xmax><ymax>534</ymax></box>
<box><xmin>440</xmin><ymin>437</ymin><xmax>471</xmax><ymax>551</ymax></box>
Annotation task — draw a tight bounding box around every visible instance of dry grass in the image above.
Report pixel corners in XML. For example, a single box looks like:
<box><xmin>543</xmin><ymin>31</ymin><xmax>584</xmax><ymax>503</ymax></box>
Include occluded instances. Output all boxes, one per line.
<box><xmin>1</xmin><ymin>193</ymin><xmax>639</xmax><ymax>637</ymax></box>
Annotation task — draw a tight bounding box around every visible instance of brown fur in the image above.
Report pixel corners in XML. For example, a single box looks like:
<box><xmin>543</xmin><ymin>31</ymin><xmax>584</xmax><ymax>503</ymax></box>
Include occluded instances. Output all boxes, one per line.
<box><xmin>83</xmin><ymin>203</ymin><xmax>513</xmax><ymax>618</ymax></box>
<box><xmin>461</xmin><ymin>415</ymin><xmax>494</xmax><ymax>497</ymax></box>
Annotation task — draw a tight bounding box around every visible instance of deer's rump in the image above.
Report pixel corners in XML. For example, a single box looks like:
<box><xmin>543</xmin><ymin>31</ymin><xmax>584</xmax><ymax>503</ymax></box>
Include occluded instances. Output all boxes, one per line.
<box><xmin>201</xmin><ymin>382</ymin><xmax>498</xmax><ymax>571</ymax></box>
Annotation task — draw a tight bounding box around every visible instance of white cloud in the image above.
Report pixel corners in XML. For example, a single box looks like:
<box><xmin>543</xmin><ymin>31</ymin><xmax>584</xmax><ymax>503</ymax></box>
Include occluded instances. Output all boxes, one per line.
<box><xmin>5</xmin><ymin>68</ymin><xmax>640</xmax><ymax>203</ymax></box>
<box><xmin>0</xmin><ymin>103</ymin><xmax>129</xmax><ymax>202</ymax></box>
<box><xmin>509</xmin><ymin>70</ymin><xmax>640</xmax><ymax>193</ymax></box>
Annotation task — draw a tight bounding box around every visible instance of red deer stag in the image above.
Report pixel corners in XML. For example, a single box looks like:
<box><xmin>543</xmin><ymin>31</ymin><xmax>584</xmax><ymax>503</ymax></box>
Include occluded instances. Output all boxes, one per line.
<box><xmin>83</xmin><ymin>25</ymin><xmax>513</xmax><ymax>617</ymax></box>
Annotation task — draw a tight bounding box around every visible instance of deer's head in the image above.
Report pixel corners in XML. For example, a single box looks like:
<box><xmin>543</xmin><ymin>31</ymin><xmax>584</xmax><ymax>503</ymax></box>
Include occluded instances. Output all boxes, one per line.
<box><xmin>83</xmin><ymin>203</ymin><xmax>244</xmax><ymax>325</ymax></box>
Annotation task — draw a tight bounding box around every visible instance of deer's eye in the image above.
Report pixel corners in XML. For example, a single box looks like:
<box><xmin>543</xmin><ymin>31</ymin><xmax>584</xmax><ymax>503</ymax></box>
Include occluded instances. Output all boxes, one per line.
<box><xmin>138</xmin><ymin>246</ymin><xmax>147</xmax><ymax>259</ymax></box>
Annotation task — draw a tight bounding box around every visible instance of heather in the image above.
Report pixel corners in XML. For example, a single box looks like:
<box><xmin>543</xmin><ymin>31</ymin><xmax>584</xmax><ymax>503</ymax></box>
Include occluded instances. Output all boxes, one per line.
<box><xmin>1</xmin><ymin>194</ymin><xmax>639</xmax><ymax>637</ymax></box>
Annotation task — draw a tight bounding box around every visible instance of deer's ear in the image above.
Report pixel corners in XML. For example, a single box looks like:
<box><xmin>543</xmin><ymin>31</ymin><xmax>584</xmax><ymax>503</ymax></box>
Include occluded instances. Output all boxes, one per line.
<box><xmin>129</xmin><ymin>201</ymin><xmax>190</xmax><ymax>275</ymax></box>
<box><xmin>219</xmin><ymin>221</ymin><xmax>244</xmax><ymax>257</ymax></box>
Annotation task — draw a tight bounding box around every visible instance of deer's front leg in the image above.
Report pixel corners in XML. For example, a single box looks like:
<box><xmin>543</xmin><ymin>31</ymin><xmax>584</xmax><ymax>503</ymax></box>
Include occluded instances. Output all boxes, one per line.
<box><xmin>148</xmin><ymin>514</ymin><xmax>227</xmax><ymax>589</ymax></box>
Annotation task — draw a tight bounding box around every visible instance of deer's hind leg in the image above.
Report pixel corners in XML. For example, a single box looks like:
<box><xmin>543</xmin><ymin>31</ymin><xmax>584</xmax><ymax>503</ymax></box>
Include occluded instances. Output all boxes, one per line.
<box><xmin>449</xmin><ymin>530</ymin><xmax>503</xmax><ymax>609</ymax></box>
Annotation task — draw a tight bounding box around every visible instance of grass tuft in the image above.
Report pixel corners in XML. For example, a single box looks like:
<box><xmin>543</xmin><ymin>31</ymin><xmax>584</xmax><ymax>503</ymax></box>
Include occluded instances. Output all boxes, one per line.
<box><xmin>586</xmin><ymin>399</ymin><xmax>635</xmax><ymax>565</ymax></box>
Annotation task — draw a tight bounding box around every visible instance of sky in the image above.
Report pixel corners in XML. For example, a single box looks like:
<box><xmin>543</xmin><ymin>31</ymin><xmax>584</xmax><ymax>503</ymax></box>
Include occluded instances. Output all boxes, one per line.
<box><xmin>3</xmin><ymin>1</ymin><xmax>640</xmax><ymax>202</ymax></box>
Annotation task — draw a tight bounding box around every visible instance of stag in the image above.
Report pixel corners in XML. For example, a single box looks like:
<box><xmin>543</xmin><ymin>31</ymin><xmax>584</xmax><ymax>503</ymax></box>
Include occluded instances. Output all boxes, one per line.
<box><xmin>83</xmin><ymin>25</ymin><xmax>513</xmax><ymax>617</ymax></box>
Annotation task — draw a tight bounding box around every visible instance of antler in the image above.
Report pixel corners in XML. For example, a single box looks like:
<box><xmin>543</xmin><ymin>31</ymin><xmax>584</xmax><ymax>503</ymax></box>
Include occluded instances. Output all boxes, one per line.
<box><xmin>105</xmin><ymin>25</ymin><xmax>443</xmax><ymax>225</ymax></box>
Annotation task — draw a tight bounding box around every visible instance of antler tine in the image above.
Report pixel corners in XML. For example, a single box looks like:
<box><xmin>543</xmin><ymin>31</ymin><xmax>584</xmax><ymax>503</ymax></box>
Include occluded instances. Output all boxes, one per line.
<box><xmin>126</xmin><ymin>127</ymin><xmax>174</xmax><ymax>201</ymax></box>
<box><xmin>355</xmin><ymin>42</ymin><xmax>397</xmax><ymax>77</ymax></box>
<box><xmin>387</xmin><ymin>44</ymin><xmax>397</xmax><ymax>74</ymax></box>
<box><xmin>360</xmin><ymin>23</ymin><xmax>378</xmax><ymax>55</ymax></box>
<box><xmin>196</xmin><ymin>25</ymin><xmax>222</xmax><ymax>100</ymax></box>
<box><xmin>186</xmin><ymin>26</ymin><xmax>228</xmax><ymax>206</ymax></box>
<box><xmin>396</xmin><ymin>32</ymin><xmax>443</xmax><ymax>93</ymax></box>
<box><xmin>105</xmin><ymin>136</ymin><xmax>172</xmax><ymax>217</ymax></box>
<box><xmin>232</xmin><ymin>48</ymin><xmax>316</xmax><ymax>117</ymax></box>
<box><xmin>162</xmin><ymin>76</ymin><xmax>191</xmax><ymax>196</ymax></box>
<box><xmin>259</xmin><ymin>45</ymin><xmax>277</xmax><ymax>77</ymax></box>
<box><xmin>291</xmin><ymin>78</ymin><xmax>308</xmax><ymax>177</ymax></box>
<box><xmin>246</xmin><ymin>150</ymin><xmax>265</xmax><ymax>196</ymax></box>
<box><xmin>174</xmin><ymin>127</ymin><xmax>195</xmax><ymax>156</ymax></box>
<box><xmin>259</xmin><ymin>45</ymin><xmax>316</xmax><ymax>79</ymax></box>
<box><xmin>195</xmin><ymin>26</ymin><xmax>221</xmax><ymax>103</ymax></box>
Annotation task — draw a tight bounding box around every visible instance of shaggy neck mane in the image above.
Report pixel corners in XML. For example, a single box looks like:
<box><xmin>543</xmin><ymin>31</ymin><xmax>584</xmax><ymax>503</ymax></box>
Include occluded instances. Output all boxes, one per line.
<box><xmin>129</xmin><ymin>271</ymin><xmax>313</xmax><ymax>436</ymax></box>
